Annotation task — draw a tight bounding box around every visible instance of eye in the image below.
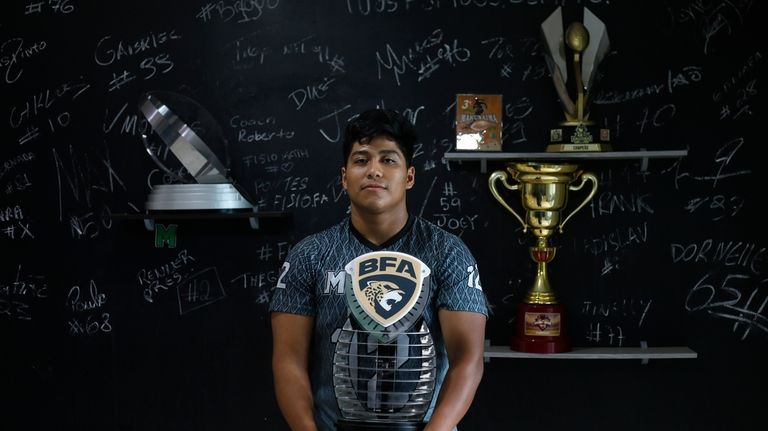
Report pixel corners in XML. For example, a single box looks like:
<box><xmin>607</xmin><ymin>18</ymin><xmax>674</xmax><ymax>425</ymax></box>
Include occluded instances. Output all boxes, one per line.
<box><xmin>352</xmin><ymin>158</ymin><xmax>367</xmax><ymax>165</ymax></box>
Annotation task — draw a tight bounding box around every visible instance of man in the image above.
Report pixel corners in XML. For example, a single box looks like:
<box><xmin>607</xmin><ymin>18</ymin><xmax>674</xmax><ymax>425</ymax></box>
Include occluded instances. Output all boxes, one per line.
<box><xmin>270</xmin><ymin>109</ymin><xmax>488</xmax><ymax>431</ymax></box>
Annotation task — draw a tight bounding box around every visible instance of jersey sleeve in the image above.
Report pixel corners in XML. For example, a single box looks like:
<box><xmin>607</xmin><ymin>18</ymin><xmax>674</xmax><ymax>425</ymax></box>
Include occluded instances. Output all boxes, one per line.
<box><xmin>269</xmin><ymin>236</ymin><xmax>317</xmax><ymax>316</ymax></box>
<box><xmin>433</xmin><ymin>235</ymin><xmax>489</xmax><ymax>316</ymax></box>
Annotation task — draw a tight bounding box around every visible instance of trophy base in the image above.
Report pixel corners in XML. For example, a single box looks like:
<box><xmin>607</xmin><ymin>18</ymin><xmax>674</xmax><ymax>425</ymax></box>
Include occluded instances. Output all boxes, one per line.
<box><xmin>337</xmin><ymin>420</ymin><xmax>425</xmax><ymax>431</ymax></box>
<box><xmin>511</xmin><ymin>302</ymin><xmax>570</xmax><ymax>353</ymax></box>
<box><xmin>548</xmin><ymin>124</ymin><xmax>611</xmax><ymax>153</ymax></box>
<box><xmin>546</xmin><ymin>142</ymin><xmax>612</xmax><ymax>152</ymax></box>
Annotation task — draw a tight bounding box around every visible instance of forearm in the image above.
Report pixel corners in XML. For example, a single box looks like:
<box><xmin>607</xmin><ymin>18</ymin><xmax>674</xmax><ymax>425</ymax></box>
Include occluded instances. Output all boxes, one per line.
<box><xmin>273</xmin><ymin>360</ymin><xmax>318</xmax><ymax>431</ymax></box>
<box><xmin>271</xmin><ymin>312</ymin><xmax>318</xmax><ymax>431</ymax></box>
<box><xmin>424</xmin><ymin>357</ymin><xmax>484</xmax><ymax>431</ymax></box>
<box><xmin>427</xmin><ymin>309</ymin><xmax>487</xmax><ymax>431</ymax></box>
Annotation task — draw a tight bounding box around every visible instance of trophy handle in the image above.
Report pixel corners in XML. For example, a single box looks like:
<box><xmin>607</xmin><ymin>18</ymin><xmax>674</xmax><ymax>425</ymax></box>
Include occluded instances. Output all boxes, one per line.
<box><xmin>558</xmin><ymin>171</ymin><xmax>598</xmax><ymax>233</ymax></box>
<box><xmin>488</xmin><ymin>170</ymin><xmax>528</xmax><ymax>232</ymax></box>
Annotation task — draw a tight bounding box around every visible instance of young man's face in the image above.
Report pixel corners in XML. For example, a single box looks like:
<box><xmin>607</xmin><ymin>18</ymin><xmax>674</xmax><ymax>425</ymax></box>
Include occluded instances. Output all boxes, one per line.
<box><xmin>341</xmin><ymin>136</ymin><xmax>415</xmax><ymax>216</ymax></box>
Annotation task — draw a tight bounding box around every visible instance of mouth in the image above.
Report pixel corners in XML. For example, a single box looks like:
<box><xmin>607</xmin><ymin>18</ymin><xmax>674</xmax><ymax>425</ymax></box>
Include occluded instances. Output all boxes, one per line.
<box><xmin>362</xmin><ymin>183</ymin><xmax>386</xmax><ymax>190</ymax></box>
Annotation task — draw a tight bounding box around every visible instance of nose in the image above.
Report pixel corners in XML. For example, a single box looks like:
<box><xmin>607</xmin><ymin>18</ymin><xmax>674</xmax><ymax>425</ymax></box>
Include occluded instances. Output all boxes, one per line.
<box><xmin>367</xmin><ymin>160</ymin><xmax>383</xmax><ymax>178</ymax></box>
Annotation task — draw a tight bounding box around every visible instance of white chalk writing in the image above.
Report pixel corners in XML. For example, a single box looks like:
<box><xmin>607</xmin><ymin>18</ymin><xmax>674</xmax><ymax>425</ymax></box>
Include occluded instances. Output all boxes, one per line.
<box><xmin>376</xmin><ymin>29</ymin><xmax>470</xmax><ymax>86</ymax></box>
<box><xmin>136</xmin><ymin>250</ymin><xmax>197</xmax><ymax>303</ymax></box>
<box><xmin>196</xmin><ymin>0</ymin><xmax>280</xmax><ymax>24</ymax></box>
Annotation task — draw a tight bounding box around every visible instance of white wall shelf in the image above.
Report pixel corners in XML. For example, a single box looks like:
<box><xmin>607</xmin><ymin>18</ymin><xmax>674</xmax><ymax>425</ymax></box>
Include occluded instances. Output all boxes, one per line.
<box><xmin>484</xmin><ymin>344</ymin><xmax>697</xmax><ymax>365</ymax></box>
<box><xmin>111</xmin><ymin>211</ymin><xmax>291</xmax><ymax>231</ymax></box>
<box><xmin>443</xmin><ymin>149</ymin><xmax>688</xmax><ymax>173</ymax></box>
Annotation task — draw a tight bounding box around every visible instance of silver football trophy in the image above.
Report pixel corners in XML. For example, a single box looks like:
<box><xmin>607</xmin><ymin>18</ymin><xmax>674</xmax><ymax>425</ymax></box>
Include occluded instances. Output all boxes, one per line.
<box><xmin>541</xmin><ymin>6</ymin><xmax>612</xmax><ymax>151</ymax></box>
<box><xmin>139</xmin><ymin>91</ymin><xmax>254</xmax><ymax>211</ymax></box>
<box><xmin>333</xmin><ymin>251</ymin><xmax>436</xmax><ymax>431</ymax></box>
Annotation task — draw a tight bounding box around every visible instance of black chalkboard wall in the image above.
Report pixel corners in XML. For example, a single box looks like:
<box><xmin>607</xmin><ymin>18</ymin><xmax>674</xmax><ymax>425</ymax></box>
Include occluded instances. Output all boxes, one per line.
<box><xmin>1</xmin><ymin>1</ymin><xmax>765</xmax><ymax>430</ymax></box>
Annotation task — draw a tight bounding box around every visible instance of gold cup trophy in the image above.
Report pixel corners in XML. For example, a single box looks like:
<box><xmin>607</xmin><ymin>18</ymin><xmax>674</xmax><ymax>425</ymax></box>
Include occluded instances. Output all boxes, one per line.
<box><xmin>488</xmin><ymin>7</ymin><xmax>610</xmax><ymax>353</ymax></box>
<box><xmin>489</xmin><ymin>164</ymin><xmax>597</xmax><ymax>353</ymax></box>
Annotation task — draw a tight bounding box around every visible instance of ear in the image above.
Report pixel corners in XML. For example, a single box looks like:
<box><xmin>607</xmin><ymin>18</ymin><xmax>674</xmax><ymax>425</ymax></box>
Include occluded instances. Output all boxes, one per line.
<box><xmin>341</xmin><ymin>167</ymin><xmax>347</xmax><ymax>190</ymax></box>
<box><xmin>405</xmin><ymin>166</ymin><xmax>415</xmax><ymax>190</ymax></box>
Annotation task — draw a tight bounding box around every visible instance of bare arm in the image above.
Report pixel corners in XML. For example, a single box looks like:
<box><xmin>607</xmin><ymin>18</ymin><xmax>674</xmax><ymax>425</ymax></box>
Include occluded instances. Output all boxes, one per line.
<box><xmin>424</xmin><ymin>310</ymin><xmax>486</xmax><ymax>431</ymax></box>
<box><xmin>271</xmin><ymin>312</ymin><xmax>318</xmax><ymax>431</ymax></box>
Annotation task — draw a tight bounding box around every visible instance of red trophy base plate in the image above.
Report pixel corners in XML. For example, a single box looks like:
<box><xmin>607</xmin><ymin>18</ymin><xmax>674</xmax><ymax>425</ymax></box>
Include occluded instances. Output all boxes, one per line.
<box><xmin>511</xmin><ymin>302</ymin><xmax>570</xmax><ymax>353</ymax></box>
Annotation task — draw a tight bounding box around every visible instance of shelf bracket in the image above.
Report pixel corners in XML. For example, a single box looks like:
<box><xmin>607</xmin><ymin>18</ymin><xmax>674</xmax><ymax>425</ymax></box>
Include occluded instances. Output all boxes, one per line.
<box><xmin>248</xmin><ymin>215</ymin><xmax>259</xmax><ymax>230</ymax></box>
<box><xmin>639</xmin><ymin>148</ymin><xmax>649</xmax><ymax>172</ymax></box>
<box><xmin>640</xmin><ymin>340</ymin><xmax>649</xmax><ymax>365</ymax></box>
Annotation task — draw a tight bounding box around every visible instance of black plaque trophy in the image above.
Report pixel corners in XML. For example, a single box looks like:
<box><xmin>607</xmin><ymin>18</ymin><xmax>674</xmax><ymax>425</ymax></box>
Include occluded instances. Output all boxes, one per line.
<box><xmin>333</xmin><ymin>251</ymin><xmax>436</xmax><ymax>431</ymax></box>
<box><xmin>138</xmin><ymin>91</ymin><xmax>254</xmax><ymax>212</ymax></box>
<box><xmin>541</xmin><ymin>6</ymin><xmax>611</xmax><ymax>152</ymax></box>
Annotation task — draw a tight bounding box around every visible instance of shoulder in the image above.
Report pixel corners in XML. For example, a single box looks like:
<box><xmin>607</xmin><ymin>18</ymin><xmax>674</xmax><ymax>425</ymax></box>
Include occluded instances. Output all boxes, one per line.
<box><xmin>411</xmin><ymin>216</ymin><xmax>468</xmax><ymax>249</ymax></box>
<box><xmin>410</xmin><ymin>216</ymin><xmax>477</xmax><ymax>269</ymax></box>
<box><xmin>287</xmin><ymin>219</ymin><xmax>347</xmax><ymax>259</ymax></box>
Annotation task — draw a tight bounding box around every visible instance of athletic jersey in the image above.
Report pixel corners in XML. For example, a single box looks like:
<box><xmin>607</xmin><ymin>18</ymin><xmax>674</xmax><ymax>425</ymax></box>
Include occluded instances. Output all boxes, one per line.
<box><xmin>269</xmin><ymin>215</ymin><xmax>488</xmax><ymax>431</ymax></box>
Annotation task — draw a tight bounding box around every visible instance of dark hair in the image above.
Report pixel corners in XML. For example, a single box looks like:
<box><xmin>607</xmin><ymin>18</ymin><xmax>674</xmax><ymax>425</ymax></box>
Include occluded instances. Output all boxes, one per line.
<box><xmin>342</xmin><ymin>109</ymin><xmax>418</xmax><ymax>166</ymax></box>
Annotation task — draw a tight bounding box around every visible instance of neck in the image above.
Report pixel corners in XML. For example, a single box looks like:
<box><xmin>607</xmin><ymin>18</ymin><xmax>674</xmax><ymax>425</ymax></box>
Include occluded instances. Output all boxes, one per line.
<box><xmin>349</xmin><ymin>206</ymin><xmax>409</xmax><ymax>246</ymax></box>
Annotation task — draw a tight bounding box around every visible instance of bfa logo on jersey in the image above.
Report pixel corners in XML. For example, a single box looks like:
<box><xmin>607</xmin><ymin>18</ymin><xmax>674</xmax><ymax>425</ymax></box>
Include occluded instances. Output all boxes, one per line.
<box><xmin>344</xmin><ymin>251</ymin><xmax>431</xmax><ymax>343</ymax></box>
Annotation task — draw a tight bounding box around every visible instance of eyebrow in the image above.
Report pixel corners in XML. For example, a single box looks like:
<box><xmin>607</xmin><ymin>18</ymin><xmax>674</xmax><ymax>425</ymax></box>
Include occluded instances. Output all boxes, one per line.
<box><xmin>350</xmin><ymin>149</ymin><xmax>402</xmax><ymax>158</ymax></box>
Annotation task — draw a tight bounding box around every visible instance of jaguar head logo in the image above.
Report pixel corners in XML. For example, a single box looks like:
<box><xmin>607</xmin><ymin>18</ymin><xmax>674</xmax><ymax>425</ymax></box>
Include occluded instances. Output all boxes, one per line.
<box><xmin>363</xmin><ymin>281</ymin><xmax>405</xmax><ymax>312</ymax></box>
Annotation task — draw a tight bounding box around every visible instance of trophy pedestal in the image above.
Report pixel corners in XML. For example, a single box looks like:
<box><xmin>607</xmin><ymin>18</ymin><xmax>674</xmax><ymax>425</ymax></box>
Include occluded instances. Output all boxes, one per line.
<box><xmin>337</xmin><ymin>420</ymin><xmax>425</xmax><ymax>431</ymax></box>
<box><xmin>548</xmin><ymin>124</ymin><xmax>611</xmax><ymax>153</ymax></box>
<box><xmin>511</xmin><ymin>302</ymin><xmax>570</xmax><ymax>353</ymax></box>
